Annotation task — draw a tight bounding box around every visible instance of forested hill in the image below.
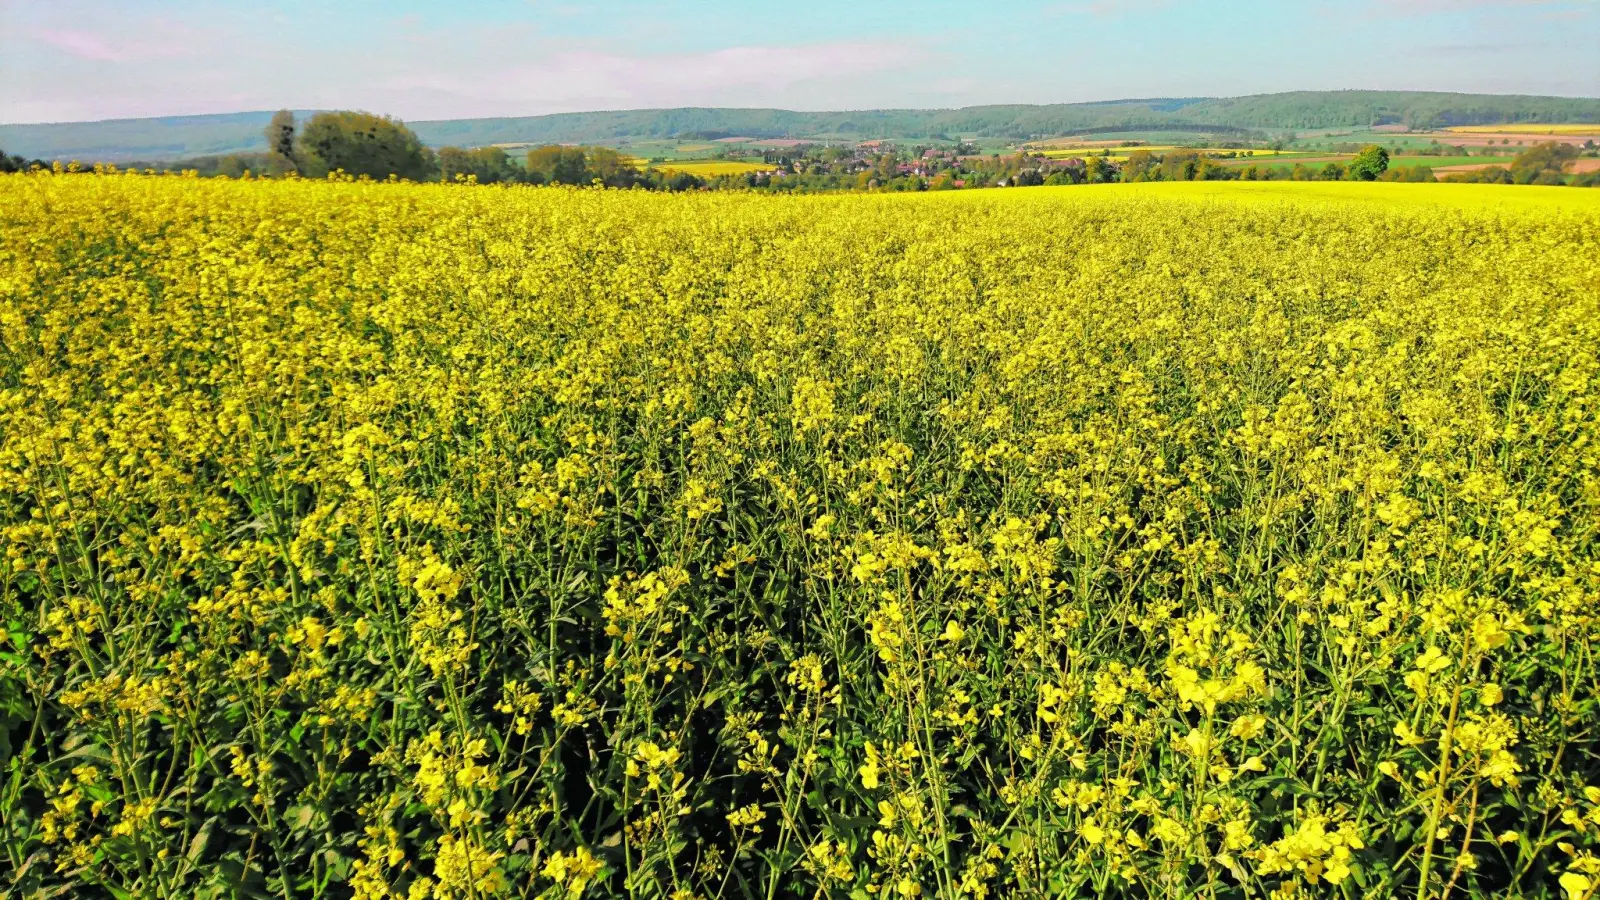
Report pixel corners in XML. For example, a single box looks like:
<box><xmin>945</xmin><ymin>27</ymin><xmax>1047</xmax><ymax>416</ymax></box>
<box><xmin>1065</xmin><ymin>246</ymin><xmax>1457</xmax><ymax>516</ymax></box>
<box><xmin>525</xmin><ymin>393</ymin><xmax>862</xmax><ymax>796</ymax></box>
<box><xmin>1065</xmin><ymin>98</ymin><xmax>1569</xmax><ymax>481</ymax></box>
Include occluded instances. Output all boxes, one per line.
<box><xmin>5</xmin><ymin>90</ymin><xmax>1598</xmax><ymax>161</ymax></box>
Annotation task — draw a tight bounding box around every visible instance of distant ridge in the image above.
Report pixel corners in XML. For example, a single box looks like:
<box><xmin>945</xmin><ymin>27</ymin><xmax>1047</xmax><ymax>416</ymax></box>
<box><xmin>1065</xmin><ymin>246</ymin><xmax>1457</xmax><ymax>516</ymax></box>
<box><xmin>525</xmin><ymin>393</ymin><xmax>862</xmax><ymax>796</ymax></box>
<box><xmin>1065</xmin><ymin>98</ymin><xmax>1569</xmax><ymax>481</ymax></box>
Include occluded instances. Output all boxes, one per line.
<box><xmin>4</xmin><ymin>90</ymin><xmax>1598</xmax><ymax>162</ymax></box>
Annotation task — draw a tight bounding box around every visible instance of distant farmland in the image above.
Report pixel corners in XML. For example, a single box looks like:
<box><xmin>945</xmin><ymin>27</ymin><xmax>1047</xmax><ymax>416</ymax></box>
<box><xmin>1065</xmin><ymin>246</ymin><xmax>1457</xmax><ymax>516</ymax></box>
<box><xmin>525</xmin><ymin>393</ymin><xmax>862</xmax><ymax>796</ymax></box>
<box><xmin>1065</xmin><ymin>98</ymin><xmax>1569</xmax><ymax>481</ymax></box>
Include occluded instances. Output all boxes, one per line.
<box><xmin>652</xmin><ymin>160</ymin><xmax>774</xmax><ymax>176</ymax></box>
<box><xmin>1445</xmin><ymin>123</ymin><xmax>1600</xmax><ymax>135</ymax></box>
<box><xmin>4</xmin><ymin>90</ymin><xmax>1598</xmax><ymax>161</ymax></box>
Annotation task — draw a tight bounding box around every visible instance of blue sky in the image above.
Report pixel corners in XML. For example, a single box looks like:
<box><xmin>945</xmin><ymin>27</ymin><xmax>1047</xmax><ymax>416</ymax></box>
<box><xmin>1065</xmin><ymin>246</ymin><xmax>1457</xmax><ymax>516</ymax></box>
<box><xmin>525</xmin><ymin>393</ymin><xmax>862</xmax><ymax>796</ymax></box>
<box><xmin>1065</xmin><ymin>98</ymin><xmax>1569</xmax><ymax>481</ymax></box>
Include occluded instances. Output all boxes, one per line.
<box><xmin>2</xmin><ymin>0</ymin><xmax>1596</xmax><ymax>124</ymax></box>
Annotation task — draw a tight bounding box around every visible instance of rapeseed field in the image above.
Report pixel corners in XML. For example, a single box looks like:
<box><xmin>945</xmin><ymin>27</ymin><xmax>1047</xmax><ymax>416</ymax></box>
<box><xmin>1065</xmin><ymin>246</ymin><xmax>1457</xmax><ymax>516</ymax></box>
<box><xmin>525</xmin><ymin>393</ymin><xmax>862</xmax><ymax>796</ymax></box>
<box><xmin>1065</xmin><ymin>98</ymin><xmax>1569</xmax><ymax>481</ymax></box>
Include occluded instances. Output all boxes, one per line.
<box><xmin>652</xmin><ymin>160</ymin><xmax>775</xmax><ymax>177</ymax></box>
<box><xmin>1444</xmin><ymin>125</ymin><xmax>1600</xmax><ymax>136</ymax></box>
<box><xmin>2</xmin><ymin>173</ymin><xmax>1599</xmax><ymax>900</ymax></box>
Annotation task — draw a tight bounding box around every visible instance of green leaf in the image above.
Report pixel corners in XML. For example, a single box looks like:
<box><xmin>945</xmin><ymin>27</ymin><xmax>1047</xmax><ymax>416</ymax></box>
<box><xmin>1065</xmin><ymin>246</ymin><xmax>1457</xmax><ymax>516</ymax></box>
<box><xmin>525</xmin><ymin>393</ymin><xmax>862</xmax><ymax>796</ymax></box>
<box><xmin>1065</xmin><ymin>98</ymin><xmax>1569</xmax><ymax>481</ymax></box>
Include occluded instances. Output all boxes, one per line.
<box><xmin>188</xmin><ymin>818</ymin><xmax>215</xmax><ymax>862</ymax></box>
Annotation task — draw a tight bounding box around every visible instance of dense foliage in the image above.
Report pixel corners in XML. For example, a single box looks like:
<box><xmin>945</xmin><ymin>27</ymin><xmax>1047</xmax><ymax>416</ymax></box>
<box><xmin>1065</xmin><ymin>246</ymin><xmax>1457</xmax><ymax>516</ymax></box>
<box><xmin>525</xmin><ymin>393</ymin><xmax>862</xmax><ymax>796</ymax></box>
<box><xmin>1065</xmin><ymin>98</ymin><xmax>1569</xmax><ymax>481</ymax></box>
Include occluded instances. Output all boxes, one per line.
<box><xmin>1174</xmin><ymin>92</ymin><xmax>1600</xmax><ymax>132</ymax></box>
<box><xmin>519</xmin><ymin>146</ymin><xmax>698</xmax><ymax>190</ymax></box>
<box><xmin>2</xmin><ymin>176</ymin><xmax>1600</xmax><ymax>900</ymax></box>
<box><xmin>294</xmin><ymin>112</ymin><xmax>438</xmax><ymax>182</ymax></box>
<box><xmin>1346</xmin><ymin>145</ymin><xmax>1391</xmax><ymax>181</ymax></box>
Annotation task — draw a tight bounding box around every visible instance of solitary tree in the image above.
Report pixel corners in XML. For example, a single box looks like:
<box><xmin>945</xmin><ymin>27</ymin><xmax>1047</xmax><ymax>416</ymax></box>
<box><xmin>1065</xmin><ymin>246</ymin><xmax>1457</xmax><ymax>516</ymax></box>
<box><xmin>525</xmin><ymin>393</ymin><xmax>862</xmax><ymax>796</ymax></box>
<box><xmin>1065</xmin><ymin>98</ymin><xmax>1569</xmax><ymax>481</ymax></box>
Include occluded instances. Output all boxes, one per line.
<box><xmin>1161</xmin><ymin>151</ymin><xmax>1202</xmax><ymax>181</ymax></box>
<box><xmin>265</xmin><ymin>111</ymin><xmax>297</xmax><ymax>165</ymax></box>
<box><xmin>525</xmin><ymin>146</ymin><xmax>591</xmax><ymax>185</ymax></box>
<box><xmin>1120</xmin><ymin>150</ymin><xmax>1157</xmax><ymax>183</ymax></box>
<box><xmin>295</xmin><ymin>111</ymin><xmax>436</xmax><ymax>181</ymax></box>
<box><xmin>586</xmin><ymin>147</ymin><xmax>640</xmax><ymax>187</ymax></box>
<box><xmin>1348</xmin><ymin>145</ymin><xmax>1390</xmax><ymax>181</ymax></box>
<box><xmin>438</xmin><ymin>146</ymin><xmax>517</xmax><ymax>184</ymax></box>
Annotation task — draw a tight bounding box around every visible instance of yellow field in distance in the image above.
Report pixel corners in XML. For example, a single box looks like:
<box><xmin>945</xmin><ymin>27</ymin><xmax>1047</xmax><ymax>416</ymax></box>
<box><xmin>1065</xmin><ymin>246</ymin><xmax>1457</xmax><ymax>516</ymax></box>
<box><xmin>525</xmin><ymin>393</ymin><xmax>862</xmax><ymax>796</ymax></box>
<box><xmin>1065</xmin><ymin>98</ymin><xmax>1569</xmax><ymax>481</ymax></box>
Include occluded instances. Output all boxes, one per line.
<box><xmin>1038</xmin><ymin>146</ymin><xmax>1178</xmax><ymax>159</ymax></box>
<box><xmin>652</xmin><ymin>160</ymin><xmax>774</xmax><ymax>176</ymax></box>
<box><xmin>1445</xmin><ymin>124</ymin><xmax>1600</xmax><ymax>135</ymax></box>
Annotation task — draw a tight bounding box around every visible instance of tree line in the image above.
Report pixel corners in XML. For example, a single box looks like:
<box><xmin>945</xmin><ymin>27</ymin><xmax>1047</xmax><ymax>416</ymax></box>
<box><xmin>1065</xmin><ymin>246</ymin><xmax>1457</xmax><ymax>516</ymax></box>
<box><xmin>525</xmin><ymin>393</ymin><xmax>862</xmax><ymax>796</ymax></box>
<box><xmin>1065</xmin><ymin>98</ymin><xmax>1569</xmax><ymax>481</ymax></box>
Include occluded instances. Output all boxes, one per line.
<box><xmin>1437</xmin><ymin>141</ymin><xmax>1598</xmax><ymax>186</ymax></box>
<box><xmin>7</xmin><ymin>118</ymin><xmax>1594</xmax><ymax>192</ymax></box>
<box><xmin>253</xmin><ymin>111</ymin><xmax>705</xmax><ymax>189</ymax></box>
<box><xmin>0</xmin><ymin>111</ymin><xmax>706</xmax><ymax>188</ymax></box>
<box><xmin>0</xmin><ymin>150</ymin><xmax>51</xmax><ymax>173</ymax></box>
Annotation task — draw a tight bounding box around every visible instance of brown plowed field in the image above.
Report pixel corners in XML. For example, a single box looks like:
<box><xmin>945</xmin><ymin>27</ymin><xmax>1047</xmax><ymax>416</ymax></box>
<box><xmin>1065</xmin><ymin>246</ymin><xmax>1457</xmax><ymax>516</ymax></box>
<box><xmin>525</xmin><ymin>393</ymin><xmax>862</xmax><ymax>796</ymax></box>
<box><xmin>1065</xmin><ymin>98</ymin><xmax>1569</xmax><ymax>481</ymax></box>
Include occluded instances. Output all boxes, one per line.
<box><xmin>1433</xmin><ymin>163</ymin><xmax>1507</xmax><ymax>174</ymax></box>
<box><xmin>1434</xmin><ymin>159</ymin><xmax>1600</xmax><ymax>175</ymax></box>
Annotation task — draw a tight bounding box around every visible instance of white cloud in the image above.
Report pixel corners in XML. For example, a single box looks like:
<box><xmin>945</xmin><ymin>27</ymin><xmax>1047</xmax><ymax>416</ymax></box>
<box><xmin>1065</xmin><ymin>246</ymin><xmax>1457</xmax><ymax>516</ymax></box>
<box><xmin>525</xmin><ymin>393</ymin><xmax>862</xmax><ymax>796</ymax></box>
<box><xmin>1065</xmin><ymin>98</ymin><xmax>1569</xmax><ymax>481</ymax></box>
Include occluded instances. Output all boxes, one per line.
<box><xmin>383</xmin><ymin>42</ymin><xmax>925</xmax><ymax>116</ymax></box>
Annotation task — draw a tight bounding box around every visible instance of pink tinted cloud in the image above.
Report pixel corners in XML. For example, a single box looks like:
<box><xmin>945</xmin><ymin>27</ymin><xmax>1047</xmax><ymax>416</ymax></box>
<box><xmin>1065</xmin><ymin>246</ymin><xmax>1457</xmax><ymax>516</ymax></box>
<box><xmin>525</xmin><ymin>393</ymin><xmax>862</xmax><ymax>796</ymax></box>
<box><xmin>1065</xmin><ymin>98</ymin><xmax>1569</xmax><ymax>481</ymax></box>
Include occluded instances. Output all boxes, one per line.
<box><xmin>29</xmin><ymin>24</ymin><xmax>203</xmax><ymax>63</ymax></box>
<box><xmin>1366</xmin><ymin>0</ymin><xmax>1568</xmax><ymax>10</ymax></box>
<box><xmin>1326</xmin><ymin>0</ymin><xmax>1585</xmax><ymax>23</ymax></box>
<box><xmin>1047</xmin><ymin>0</ymin><xmax>1175</xmax><ymax>16</ymax></box>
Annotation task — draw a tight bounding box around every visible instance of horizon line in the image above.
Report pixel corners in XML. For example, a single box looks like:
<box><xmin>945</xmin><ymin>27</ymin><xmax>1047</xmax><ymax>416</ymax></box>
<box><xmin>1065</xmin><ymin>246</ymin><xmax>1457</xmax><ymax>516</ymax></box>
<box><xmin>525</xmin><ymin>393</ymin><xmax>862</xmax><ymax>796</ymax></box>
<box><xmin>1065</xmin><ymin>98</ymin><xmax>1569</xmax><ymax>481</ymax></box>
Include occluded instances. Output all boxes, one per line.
<box><xmin>7</xmin><ymin>87</ymin><xmax>1600</xmax><ymax>129</ymax></box>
